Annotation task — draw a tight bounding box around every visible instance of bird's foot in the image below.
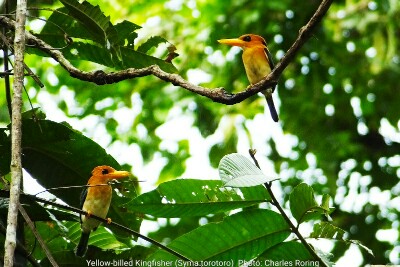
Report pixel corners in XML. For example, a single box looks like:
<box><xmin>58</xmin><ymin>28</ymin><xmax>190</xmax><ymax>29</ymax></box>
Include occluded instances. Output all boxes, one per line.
<box><xmin>106</xmin><ymin>218</ymin><xmax>112</xmax><ymax>224</ymax></box>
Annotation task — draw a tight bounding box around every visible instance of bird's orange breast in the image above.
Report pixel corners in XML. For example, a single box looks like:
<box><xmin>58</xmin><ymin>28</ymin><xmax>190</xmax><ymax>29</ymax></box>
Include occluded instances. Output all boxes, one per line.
<box><xmin>242</xmin><ymin>47</ymin><xmax>272</xmax><ymax>84</ymax></box>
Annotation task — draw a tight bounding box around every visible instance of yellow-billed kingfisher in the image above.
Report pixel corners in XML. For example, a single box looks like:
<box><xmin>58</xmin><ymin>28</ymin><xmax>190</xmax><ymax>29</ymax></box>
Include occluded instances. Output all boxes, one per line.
<box><xmin>75</xmin><ymin>165</ymin><xmax>130</xmax><ymax>257</ymax></box>
<box><xmin>218</xmin><ymin>34</ymin><xmax>279</xmax><ymax>122</ymax></box>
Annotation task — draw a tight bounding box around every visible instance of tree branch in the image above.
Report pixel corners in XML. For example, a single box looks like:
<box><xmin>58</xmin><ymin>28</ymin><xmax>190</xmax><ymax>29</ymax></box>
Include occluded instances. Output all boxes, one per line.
<box><xmin>3</xmin><ymin>0</ymin><xmax>27</xmax><ymax>265</ymax></box>
<box><xmin>0</xmin><ymin>0</ymin><xmax>333</xmax><ymax>105</ymax></box>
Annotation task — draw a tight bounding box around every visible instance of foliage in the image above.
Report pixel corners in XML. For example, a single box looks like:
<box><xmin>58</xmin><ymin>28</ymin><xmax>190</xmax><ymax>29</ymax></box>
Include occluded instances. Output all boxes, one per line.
<box><xmin>0</xmin><ymin>0</ymin><xmax>399</xmax><ymax>266</ymax></box>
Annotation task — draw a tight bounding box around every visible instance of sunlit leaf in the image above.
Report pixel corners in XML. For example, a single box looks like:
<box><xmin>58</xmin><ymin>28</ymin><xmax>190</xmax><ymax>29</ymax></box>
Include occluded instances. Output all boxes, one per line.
<box><xmin>219</xmin><ymin>153</ymin><xmax>276</xmax><ymax>187</ymax></box>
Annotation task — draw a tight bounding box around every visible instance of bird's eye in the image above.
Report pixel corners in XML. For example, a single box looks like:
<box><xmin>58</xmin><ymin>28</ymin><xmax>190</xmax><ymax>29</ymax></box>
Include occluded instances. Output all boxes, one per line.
<box><xmin>242</xmin><ymin>35</ymin><xmax>251</xmax><ymax>42</ymax></box>
<box><xmin>102</xmin><ymin>169</ymin><xmax>109</xmax><ymax>175</ymax></box>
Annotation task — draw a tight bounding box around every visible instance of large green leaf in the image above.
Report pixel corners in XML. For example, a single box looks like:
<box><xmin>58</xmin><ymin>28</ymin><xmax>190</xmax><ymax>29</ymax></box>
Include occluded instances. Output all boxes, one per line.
<box><xmin>20</xmin><ymin>119</ymin><xmax>120</xmax><ymax>206</ymax></box>
<box><xmin>148</xmin><ymin>209</ymin><xmax>290</xmax><ymax>262</ymax></box>
<box><xmin>67</xmin><ymin>221</ymin><xmax>127</xmax><ymax>251</ymax></box>
<box><xmin>128</xmin><ymin>179</ymin><xmax>270</xmax><ymax>217</ymax></box>
<box><xmin>40</xmin><ymin>7</ymin><xmax>94</xmax><ymax>43</ymax></box>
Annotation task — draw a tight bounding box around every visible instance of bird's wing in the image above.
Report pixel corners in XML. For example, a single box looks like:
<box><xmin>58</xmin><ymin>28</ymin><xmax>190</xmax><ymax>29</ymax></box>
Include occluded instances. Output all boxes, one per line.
<box><xmin>264</xmin><ymin>47</ymin><xmax>275</xmax><ymax>69</ymax></box>
<box><xmin>264</xmin><ymin>46</ymin><xmax>276</xmax><ymax>94</ymax></box>
<box><xmin>79</xmin><ymin>187</ymin><xmax>88</xmax><ymax>223</ymax></box>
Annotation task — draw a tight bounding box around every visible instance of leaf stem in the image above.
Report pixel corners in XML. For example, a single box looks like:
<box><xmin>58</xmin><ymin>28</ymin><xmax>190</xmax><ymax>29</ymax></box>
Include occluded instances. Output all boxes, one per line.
<box><xmin>248</xmin><ymin>150</ymin><xmax>327</xmax><ymax>267</ymax></box>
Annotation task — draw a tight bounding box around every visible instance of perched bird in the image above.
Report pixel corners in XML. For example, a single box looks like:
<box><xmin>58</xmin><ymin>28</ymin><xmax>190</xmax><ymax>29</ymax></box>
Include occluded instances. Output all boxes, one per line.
<box><xmin>218</xmin><ymin>34</ymin><xmax>279</xmax><ymax>122</ymax></box>
<box><xmin>75</xmin><ymin>165</ymin><xmax>130</xmax><ymax>257</ymax></box>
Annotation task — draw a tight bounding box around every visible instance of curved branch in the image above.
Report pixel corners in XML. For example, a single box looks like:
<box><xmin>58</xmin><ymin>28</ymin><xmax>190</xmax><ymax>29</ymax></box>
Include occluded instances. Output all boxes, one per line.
<box><xmin>0</xmin><ymin>0</ymin><xmax>333</xmax><ymax>105</ymax></box>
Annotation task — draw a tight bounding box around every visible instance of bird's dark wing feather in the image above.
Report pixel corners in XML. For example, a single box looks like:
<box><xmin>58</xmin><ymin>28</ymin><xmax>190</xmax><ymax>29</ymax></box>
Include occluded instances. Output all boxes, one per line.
<box><xmin>79</xmin><ymin>187</ymin><xmax>88</xmax><ymax>223</ymax></box>
<box><xmin>264</xmin><ymin>47</ymin><xmax>275</xmax><ymax>69</ymax></box>
<box><xmin>264</xmin><ymin>47</ymin><xmax>279</xmax><ymax>122</ymax></box>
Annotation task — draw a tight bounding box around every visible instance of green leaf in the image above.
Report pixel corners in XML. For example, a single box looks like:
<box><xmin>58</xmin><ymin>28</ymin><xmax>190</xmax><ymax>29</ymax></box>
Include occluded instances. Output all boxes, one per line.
<box><xmin>128</xmin><ymin>179</ymin><xmax>270</xmax><ymax>217</ymax></box>
<box><xmin>310</xmin><ymin>221</ymin><xmax>345</xmax><ymax>239</ymax></box>
<box><xmin>321</xmin><ymin>194</ymin><xmax>330</xmax><ymax>211</ymax></box>
<box><xmin>59</xmin><ymin>0</ymin><xmax>114</xmax><ymax>46</ymax></box>
<box><xmin>67</xmin><ymin>221</ymin><xmax>127</xmax><ymax>251</ymax></box>
<box><xmin>258</xmin><ymin>241</ymin><xmax>314</xmax><ymax>263</ymax></box>
<box><xmin>219</xmin><ymin>153</ymin><xmax>277</xmax><ymax>187</ymax></box>
<box><xmin>137</xmin><ymin>36</ymin><xmax>169</xmax><ymax>53</ymax></box>
<box><xmin>114</xmin><ymin>20</ymin><xmax>141</xmax><ymax>46</ymax></box>
<box><xmin>320</xmin><ymin>194</ymin><xmax>334</xmax><ymax>220</ymax></box>
<box><xmin>120</xmin><ymin>47</ymin><xmax>177</xmax><ymax>72</ymax></box>
<box><xmin>310</xmin><ymin>222</ymin><xmax>374</xmax><ymax>256</ymax></box>
<box><xmin>148</xmin><ymin>209</ymin><xmax>290</xmax><ymax>261</ymax></box>
<box><xmin>40</xmin><ymin>7</ymin><xmax>92</xmax><ymax>43</ymax></box>
<box><xmin>289</xmin><ymin>183</ymin><xmax>323</xmax><ymax>224</ymax></box>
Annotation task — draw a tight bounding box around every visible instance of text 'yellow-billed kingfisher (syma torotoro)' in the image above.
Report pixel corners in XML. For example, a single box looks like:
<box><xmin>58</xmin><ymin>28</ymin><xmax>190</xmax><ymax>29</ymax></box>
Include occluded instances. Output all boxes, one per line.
<box><xmin>75</xmin><ymin>165</ymin><xmax>130</xmax><ymax>257</ymax></box>
<box><xmin>218</xmin><ymin>34</ymin><xmax>279</xmax><ymax>122</ymax></box>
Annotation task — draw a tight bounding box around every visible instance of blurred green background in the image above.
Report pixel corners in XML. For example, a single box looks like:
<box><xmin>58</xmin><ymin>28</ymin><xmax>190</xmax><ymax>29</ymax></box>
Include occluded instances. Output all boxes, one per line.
<box><xmin>0</xmin><ymin>0</ymin><xmax>399</xmax><ymax>265</ymax></box>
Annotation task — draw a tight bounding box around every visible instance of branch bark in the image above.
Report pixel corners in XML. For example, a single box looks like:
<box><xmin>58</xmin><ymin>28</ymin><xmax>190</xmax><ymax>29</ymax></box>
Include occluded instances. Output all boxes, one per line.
<box><xmin>3</xmin><ymin>0</ymin><xmax>27</xmax><ymax>265</ymax></box>
<box><xmin>0</xmin><ymin>0</ymin><xmax>333</xmax><ymax>105</ymax></box>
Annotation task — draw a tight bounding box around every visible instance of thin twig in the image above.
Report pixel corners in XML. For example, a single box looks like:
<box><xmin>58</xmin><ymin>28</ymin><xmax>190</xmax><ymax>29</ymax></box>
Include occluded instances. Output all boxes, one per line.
<box><xmin>2</xmin><ymin>38</ymin><xmax>12</xmax><ymax>118</ymax></box>
<box><xmin>0</xmin><ymin>0</ymin><xmax>333</xmax><ymax>105</ymax></box>
<box><xmin>0</xmin><ymin>31</ymin><xmax>44</xmax><ymax>87</ymax></box>
<box><xmin>18</xmin><ymin>204</ymin><xmax>59</xmax><ymax>267</ymax></box>
<box><xmin>34</xmin><ymin>183</ymin><xmax>109</xmax><ymax>196</ymax></box>
<box><xmin>34</xmin><ymin>180</ymin><xmax>144</xmax><ymax>196</ymax></box>
<box><xmin>248</xmin><ymin>150</ymin><xmax>327</xmax><ymax>267</ymax></box>
<box><xmin>2</xmin><ymin>0</ymin><xmax>12</xmax><ymax>119</ymax></box>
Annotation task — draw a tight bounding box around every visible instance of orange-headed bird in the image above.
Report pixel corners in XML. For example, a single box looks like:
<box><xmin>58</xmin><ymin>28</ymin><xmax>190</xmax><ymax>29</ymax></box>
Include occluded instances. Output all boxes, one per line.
<box><xmin>218</xmin><ymin>34</ymin><xmax>279</xmax><ymax>122</ymax></box>
<box><xmin>75</xmin><ymin>165</ymin><xmax>130</xmax><ymax>257</ymax></box>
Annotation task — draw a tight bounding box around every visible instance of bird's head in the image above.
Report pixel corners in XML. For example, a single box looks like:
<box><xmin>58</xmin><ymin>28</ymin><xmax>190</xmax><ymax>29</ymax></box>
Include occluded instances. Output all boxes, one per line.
<box><xmin>90</xmin><ymin>165</ymin><xmax>130</xmax><ymax>183</ymax></box>
<box><xmin>218</xmin><ymin>34</ymin><xmax>267</xmax><ymax>50</ymax></box>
